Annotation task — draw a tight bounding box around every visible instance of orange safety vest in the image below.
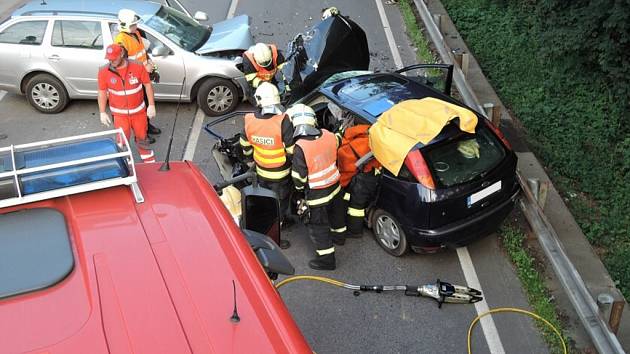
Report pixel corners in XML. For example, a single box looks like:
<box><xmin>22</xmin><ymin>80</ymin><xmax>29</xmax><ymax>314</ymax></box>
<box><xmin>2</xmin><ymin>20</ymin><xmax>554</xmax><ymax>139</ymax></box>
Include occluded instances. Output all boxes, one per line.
<box><xmin>296</xmin><ymin>130</ymin><xmax>341</xmax><ymax>190</ymax></box>
<box><xmin>115</xmin><ymin>30</ymin><xmax>148</xmax><ymax>65</ymax></box>
<box><xmin>99</xmin><ymin>61</ymin><xmax>146</xmax><ymax>116</ymax></box>
<box><xmin>244</xmin><ymin>113</ymin><xmax>287</xmax><ymax>168</ymax></box>
<box><xmin>337</xmin><ymin>125</ymin><xmax>381</xmax><ymax>187</ymax></box>
<box><xmin>244</xmin><ymin>44</ymin><xmax>279</xmax><ymax>81</ymax></box>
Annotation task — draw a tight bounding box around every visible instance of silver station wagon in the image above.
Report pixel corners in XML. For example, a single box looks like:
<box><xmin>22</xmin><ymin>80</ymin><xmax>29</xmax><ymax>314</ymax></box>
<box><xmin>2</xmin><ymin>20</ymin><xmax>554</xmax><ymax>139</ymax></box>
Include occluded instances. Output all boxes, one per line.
<box><xmin>0</xmin><ymin>0</ymin><xmax>254</xmax><ymax>116</ymax></box>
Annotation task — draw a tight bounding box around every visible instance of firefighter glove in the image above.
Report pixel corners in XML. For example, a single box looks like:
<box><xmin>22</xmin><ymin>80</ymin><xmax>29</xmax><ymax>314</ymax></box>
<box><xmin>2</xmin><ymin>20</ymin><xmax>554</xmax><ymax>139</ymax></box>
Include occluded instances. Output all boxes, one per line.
<box><xmin>100</xmin><ymin>112</ymin><xmax>112</xmax><ymax>127</ymax></box>
<box><xmin>147</xmin><ymin>105</ymin><xmax>156</xmax><ymax>119</ymax></box>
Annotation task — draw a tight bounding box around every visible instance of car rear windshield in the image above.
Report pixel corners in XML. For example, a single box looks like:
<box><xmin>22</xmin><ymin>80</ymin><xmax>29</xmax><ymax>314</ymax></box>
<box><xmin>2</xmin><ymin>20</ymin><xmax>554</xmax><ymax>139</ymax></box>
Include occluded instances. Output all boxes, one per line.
<box><xmin>422</xmin><ymin>125</ymin><xmax>506</xmax><ymax>188</ymax></box>
<box><xmin>143</xmin><ymin>6</ymin><xmax>209</xmax><ymax>51</ymax></box>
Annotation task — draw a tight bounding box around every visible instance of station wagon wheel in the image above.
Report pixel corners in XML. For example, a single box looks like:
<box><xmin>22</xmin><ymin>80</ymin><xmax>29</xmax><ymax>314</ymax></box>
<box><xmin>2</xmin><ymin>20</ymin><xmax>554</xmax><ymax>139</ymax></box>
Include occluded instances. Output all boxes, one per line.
<box><xmin>25</xmin><ymin>74</ymin><xmax>69</xmax><ymax>114</ymax></box>
<box><xmin>197</xmin><ymin>77</ymin><xmax>239</xmax><ymax>117</ymax></box>
<box><xmin>372</xmin><ymin>209</ymin><xmax>408</xmax><ymax>256</ymax></box>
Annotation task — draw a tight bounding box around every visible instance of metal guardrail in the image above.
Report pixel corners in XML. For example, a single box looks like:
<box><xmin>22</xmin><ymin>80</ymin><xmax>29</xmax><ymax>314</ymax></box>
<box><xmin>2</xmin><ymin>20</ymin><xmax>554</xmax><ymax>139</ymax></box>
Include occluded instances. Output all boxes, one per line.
<box><xmin>411</xmin><ymin>0</ymin><xmax>625</xmax><ymax>352</ymax></box>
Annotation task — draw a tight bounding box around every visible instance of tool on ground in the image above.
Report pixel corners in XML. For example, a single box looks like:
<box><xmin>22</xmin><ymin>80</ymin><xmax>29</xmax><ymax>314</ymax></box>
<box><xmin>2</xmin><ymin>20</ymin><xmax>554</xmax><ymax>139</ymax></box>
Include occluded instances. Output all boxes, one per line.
<box><xmin>275</xmin><ymin>275</ymin><xmax>482</xmax><ymax>307</ymax></box>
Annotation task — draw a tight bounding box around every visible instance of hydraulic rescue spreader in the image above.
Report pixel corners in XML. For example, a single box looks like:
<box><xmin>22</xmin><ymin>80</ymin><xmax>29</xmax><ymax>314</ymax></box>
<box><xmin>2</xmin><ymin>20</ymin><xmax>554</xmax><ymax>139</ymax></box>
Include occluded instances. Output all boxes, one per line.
<box><xmin>275</xmin><ymin>276</ymin><xmax>482</xmax><ymax>308</ymax></box>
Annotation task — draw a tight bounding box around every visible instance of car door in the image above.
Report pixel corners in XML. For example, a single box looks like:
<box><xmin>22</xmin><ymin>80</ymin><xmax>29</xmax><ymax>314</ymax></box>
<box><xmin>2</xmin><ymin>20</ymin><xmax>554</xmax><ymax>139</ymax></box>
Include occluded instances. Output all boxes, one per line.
<box><xmin>0</xmin><ymin>19</ymin><xmax>49</xmax><ymax>92</ymax></box>
<box><xmin>109</xmin><ymin>23</ymin><xmax>185</xmax><ymax>100</ymax></box>
<box><xmin>395</xmin><ymin>64</ymin><xmax>453</xmax><ymax>96</ymax></box>
<box><xmin>45</xmin><ymin>19</ymin><xmax>105</xmax><ymax>96</ymax></box>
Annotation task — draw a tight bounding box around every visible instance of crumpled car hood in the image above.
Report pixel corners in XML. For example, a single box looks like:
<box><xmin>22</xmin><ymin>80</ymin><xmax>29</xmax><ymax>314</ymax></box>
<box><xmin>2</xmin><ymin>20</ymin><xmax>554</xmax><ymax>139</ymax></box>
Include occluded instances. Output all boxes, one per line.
<box><xmin>195</xmin><ymin>15</ymin><xmax>253</xmax><ymax>54</ymax></box>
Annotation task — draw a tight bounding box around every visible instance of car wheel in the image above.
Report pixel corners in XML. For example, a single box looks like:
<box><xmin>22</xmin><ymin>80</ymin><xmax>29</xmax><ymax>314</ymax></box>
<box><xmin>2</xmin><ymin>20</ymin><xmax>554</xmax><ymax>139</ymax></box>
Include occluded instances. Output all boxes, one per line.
<box><xmin>25</xmin><ymin>74</ymin><xmax>69</xmax><ymax>114</ymax></box>
<box><xmin>372</xmin><ymin>209</ymin><xmax>409</xmax><ymax>256</ymax></box>
<box><xmin>197</xmin><ymin>78</ymin><xmax>239</xmax><ymax>117</ymax></box>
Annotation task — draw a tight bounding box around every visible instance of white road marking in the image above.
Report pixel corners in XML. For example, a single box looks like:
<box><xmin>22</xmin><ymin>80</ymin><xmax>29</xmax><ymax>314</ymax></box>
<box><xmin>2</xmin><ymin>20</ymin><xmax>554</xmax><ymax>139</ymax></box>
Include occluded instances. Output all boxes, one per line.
<box><xmin>457</xmin><ymin>247</ymin><xmax>506</xmax><ymax>354</ymax></box>
<box><xmin>227</xmin><ymin>0</ymin><xmax>239</xmax><ymax>19</ymax></box>
<box><xmin>182</xmin><ymin>2</ymin><xmax>240</xmax><ymax>161</ymax></box>
<box><xmin>182</xmin><ymin>107</ymin><xmax>206</xmax><ymax>161</ymax></box>
<box><xmin>375</xmin><ymin>0</ymin><xmax>404</xmax><ymax>69</ymax></box>
<box><xmin>376</xmin><ymin>3</ymin><xmax>506</xmax><ymax>353</ymax></box>
<box><xmin>0</xmin><ymin>90</ymin><xmax>7</xmax><ymax>102</ymax></box>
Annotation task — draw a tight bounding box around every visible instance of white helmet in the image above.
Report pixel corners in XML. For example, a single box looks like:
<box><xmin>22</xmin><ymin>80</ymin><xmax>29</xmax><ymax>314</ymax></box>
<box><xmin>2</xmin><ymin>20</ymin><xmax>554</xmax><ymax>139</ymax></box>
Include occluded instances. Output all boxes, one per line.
<box><xmin>254</xmin><ymin>82</ymin><xmax>280</xmax><ymax>108</ymax></box>
<box><xmin>287</xmin><ymin>104</ymin><xmax>316</xmax><ymax>127</ymax></box>
<box><xmin>118</xmin><ymin>9</ymin><xmax>141</xmax><ymax>33</ymax></box>
<box><xmin>252</xmin><ymin>43</ymin><xmax>272</xmax><ymax>68</ymax></box>
<box><xmin>321</xmin><ymin>7</ymin><xmax>340</xmax><ymax>20</ymax></box>
<box><xmin>287</xmin><ymin>104</ymin><xmax>320</xmax><ymax>138</ymax></box>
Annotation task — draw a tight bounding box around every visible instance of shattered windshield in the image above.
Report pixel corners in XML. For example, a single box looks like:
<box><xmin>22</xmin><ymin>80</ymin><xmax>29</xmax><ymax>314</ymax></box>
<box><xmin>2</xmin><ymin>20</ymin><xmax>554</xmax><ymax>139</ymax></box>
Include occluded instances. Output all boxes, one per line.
<box><xmin>142</xmin><ymin>6</ymin><xmax>209</xmax><ymax>51</ymax></box>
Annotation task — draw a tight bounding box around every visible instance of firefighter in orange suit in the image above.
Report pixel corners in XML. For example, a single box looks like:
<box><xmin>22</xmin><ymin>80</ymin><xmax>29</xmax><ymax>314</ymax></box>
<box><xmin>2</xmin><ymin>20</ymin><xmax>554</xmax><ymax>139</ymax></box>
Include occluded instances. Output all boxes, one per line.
<box><xmin>98</xmin><ymin>44</ymin><xmax>156</xmax><ymax>163</ymax></box>
<box><xmin>242</xmin><ymin>43</ymin><xmax>286</xmax><ymax>89</ymax></box>
<box><xmin>289</xmin><ymin>104</ymin><xmax>346</xmax><ymax>270</ymax></box>
<box><xmin>239</xmin><ymin>82</ymin><xmax>294</xmax><ymax>249</ymax></box>
<box><xmin>115</xmin><ymin>9</ymin><xmax>161</xmax><ymax>143</ymax></box>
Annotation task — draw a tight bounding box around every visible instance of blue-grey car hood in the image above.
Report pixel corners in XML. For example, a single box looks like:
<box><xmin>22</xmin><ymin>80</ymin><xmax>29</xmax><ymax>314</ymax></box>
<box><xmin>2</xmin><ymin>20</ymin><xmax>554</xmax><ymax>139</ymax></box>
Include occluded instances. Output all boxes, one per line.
<box><xmin>195</xmin><ymin>15</ymin><xmax>253</xmax><ymax>54</ymax></box>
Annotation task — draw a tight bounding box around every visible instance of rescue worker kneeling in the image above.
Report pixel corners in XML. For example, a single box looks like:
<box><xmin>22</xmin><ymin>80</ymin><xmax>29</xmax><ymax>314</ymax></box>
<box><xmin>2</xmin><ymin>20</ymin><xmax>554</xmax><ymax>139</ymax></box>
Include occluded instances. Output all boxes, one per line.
<box><xmin>239</xmin><ymin>82</ymin><xmax>294</xmax><ymax>249</ymax></box>
<box><xmin>338</xmin><ymin>124</ymin><xmax>381</xmax><ymax>236</ymax></box>
<box><xmin>242</xmin><ymin>43</ymin><xmax>286</xmax><ymax>89</ymax></box>
<box><xmin>289</xmin><ymin>104</ymin><xmax>346</xmax><ymax>271</ymax></box>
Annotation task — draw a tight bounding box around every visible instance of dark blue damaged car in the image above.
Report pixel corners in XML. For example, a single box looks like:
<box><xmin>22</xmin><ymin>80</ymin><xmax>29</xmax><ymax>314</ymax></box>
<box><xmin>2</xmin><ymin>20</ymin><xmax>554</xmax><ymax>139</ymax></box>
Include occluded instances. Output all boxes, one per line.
<box><xmin>294</xmin><ymin>64</ymin><xmax>519</xmax><ymax>256</ymax></box>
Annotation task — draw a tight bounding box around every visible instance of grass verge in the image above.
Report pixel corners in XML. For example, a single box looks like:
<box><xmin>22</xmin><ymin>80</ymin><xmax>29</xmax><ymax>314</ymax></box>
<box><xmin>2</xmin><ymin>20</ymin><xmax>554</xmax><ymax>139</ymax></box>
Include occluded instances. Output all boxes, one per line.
<box><xmin>398</xmin><ymin>0</ymin><xmax>435</xmax><ymax>64</ymax></box>
<box><xmin>500</xmin><ymin>222</ymin><xmax>570</xmax><ymax>353</ymax></box>
<box><xmin>397</xmin><ymin>2</ymin><xmax>572</xmax><ymax>352</ymax></box>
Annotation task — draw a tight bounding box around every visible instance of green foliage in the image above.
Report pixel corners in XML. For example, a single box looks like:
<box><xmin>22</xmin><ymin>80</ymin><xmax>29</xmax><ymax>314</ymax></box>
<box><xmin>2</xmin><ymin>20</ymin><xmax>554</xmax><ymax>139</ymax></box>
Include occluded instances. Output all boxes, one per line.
<box><xmin>500</xmin><ymin>223</ymin><xmax>569</xmax><ymax>353</ymax></box>
<box><xmin>399</xmin><ymin>0</ymin><xmax>436</xmax><ymax>64</ymax></box>
<box><xmin>441</xmin><ymin>0</ymin><xmax>630</xmax><ymax>299</ymax></box>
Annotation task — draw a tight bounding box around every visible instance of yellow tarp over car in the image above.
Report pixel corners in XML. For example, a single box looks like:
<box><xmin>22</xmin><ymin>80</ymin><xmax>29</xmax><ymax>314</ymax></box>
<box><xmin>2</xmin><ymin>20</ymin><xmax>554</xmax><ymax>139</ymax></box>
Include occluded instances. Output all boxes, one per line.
<box><xmin>368</xmin><ymin>98</ymin><xmax>478</xmax><ymax>175</ymax></box>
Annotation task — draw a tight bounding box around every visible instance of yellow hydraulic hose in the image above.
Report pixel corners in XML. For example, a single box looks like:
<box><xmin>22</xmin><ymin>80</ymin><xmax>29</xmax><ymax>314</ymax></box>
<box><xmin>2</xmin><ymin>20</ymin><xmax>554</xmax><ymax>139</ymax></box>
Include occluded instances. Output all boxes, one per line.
<box><xmin>275</xmin><ymin>275</ymin><xmax>347</xmax><ymax>289</ymax></box>
<box><xmin>276</xmin><ymin>276</ymin><xmax>568</xmax><ymax>354</ymax></box>
<box><xmin>467</xmin><ymin>307</ymin><xmax>567</xmax><ymax>354</ymax></box>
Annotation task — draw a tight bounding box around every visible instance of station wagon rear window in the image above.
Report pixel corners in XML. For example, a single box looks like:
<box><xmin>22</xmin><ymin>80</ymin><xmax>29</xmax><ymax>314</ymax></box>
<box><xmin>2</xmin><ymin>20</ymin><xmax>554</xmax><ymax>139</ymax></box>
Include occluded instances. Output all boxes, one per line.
<box><xmin>0</xmin><ymin>208</ymin><xmax>74</xmax><ymax>299</ymax></box>
<box><xmin>423</xmin><ymin>125</ymin><xmax>506</xmax><ymax>187</ymax></box>
<box><xmin>0</xmin><ymin>20</ymin><xmax>47</xmax><ymax>45</ymax></box>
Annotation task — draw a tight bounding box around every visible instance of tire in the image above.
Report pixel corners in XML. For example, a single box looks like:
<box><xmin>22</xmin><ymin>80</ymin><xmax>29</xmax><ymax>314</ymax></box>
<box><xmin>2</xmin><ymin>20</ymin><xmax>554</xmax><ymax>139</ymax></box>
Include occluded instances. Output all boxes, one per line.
<box><xmin>371</xmin><ymin>209</ymin><xmax>409</xmax><ymax>256</ymax></box>
<box><xmin>25</xmin><ymin>74</ymin><xmax>69</xmax><ymax>114</ymax></box>
<box><xmin>197</xmin><ymin>77</ymin><xmax>239</xmax><ymax>117</ymax></box>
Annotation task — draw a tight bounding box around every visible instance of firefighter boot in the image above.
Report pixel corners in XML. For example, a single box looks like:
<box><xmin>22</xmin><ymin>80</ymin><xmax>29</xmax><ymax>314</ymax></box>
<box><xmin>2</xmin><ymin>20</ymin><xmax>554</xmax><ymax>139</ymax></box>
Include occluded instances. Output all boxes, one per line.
<box><xmin>308</xmin><ymin>253</ymin><xmax>336</xmax><ymax>271</ymax></box>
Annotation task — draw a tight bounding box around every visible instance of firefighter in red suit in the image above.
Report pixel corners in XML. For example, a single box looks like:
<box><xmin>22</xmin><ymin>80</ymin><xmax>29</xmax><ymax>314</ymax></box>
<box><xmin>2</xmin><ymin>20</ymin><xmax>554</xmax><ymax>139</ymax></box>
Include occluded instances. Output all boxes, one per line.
<box><xmin>97</xmin><ymin>44</ymin><xmax>156</xmax><ymax>163</ymax></box>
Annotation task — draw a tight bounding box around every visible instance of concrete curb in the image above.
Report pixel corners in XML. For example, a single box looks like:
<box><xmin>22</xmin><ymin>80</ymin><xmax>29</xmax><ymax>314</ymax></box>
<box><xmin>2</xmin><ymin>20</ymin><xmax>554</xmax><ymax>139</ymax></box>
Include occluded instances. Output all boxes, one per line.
<box><xmin>411</xmin><ymin>0</ymin><xmax>630</xmax><ymax>351</ymax></box>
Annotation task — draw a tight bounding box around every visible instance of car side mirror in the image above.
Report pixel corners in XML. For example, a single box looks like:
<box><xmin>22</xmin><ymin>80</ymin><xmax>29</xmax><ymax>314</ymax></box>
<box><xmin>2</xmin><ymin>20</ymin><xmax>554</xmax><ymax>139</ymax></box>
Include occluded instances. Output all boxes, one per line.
<box><xmin>240</xmin><ymin>185</ymin><xmax>281</xmax><ymax>246</ymax></box>
<box><xmin>151</xmin><ymin>45</ymin><xmax>169</xmax><ymax>57</ymax></box>
<box><xmin>243</xmin><ymin>229</ymin><xmax>294</xmax><ymax>279</ymax></box>
<box><xmin>194</xmin><ymin>11</ymin><xmax>208</xmax><ymax>21</ymax></box>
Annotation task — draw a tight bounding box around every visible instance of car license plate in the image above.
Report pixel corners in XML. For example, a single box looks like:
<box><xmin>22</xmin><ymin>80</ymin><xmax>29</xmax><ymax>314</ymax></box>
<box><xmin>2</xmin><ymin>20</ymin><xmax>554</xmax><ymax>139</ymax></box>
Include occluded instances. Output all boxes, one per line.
<box><xmin>467</xmin><ymin>181</ymin><xmax>502</xmax><ymax>207</ymax></box>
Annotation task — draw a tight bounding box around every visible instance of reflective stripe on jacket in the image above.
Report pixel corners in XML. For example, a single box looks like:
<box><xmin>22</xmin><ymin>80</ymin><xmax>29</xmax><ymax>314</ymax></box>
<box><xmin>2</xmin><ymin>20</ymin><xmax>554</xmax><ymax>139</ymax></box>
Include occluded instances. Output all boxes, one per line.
<box><xmin>244</xmin><ymin>112</ymin><xmax>287</xmax><ymax>169</ymax></box>
<box><xmin>115</xmin><ymin>31</ymin><xmax>149</xmax><ymax>65</ymax></box>
<box><xmin>244</xmin><ymin>44</ymin><xmax>279</xmax><ymax>82</ymax></box>
<box><xmin>296</xmin><ymin>130</ymin><xmax>340</xmax><ymax>190</ymax></box>
<box><xmin>98</xmin><ymin>61</ymin><xmax>146</xmax><ymax>117</ymax></box>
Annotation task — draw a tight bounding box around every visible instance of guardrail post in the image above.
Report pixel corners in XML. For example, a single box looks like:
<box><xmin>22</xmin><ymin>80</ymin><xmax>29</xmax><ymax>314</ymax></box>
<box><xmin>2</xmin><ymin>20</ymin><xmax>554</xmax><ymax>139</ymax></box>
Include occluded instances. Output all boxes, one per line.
<box><xmin>432</xmin><ymin>14</ymin><xmax>443</xmax><ymax>34</ymax></box>
<box><xmin>610</xmin><ymin>290</ymin><xmax>625</xmax><ymax>334</ymax></box>
<box><xmin>461</xmin><ymin>52</ymin><xmax>470</xmax><ymax>77</ymax></box>
<box><xmin>525</xmin><ymin>177</ymin><xmax>549</xmax><ymax>209</ymax></box>
<box><xmin>482</xmin><ymin>103</ymin><xmax>500</xmax><ymax>125</ymax></box>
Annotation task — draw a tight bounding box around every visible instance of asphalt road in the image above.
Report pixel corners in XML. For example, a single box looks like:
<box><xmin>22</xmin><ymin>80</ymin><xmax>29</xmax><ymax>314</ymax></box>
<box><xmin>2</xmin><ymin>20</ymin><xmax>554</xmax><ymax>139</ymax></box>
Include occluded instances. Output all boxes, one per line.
<box><xmin>0</xmin><ymin>1</ymin><xmax>548</xmax><ymax>353</ymax></box>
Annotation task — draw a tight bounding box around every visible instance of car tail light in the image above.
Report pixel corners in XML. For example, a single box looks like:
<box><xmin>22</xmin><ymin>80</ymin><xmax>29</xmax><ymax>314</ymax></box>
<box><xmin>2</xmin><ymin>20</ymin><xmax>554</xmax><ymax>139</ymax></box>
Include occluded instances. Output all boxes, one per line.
<box><xmin>404</xmin><ymin>150</ymin><xmax>435</xmax><ymax>190</ymax></box>
<box><xmin>483</xmin><ymin>119</ymin><xmax>512</xmax><ymax>150</ymax></box>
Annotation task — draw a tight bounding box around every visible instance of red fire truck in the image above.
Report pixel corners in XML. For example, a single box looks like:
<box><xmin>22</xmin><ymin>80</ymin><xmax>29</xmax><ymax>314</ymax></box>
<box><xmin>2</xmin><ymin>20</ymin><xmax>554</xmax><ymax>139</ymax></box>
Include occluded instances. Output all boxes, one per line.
<box><xmin>0</xmin><ymin>130</ymin><xmax>310</xmax><ymax>354</ymax></box>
